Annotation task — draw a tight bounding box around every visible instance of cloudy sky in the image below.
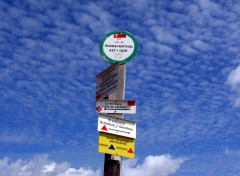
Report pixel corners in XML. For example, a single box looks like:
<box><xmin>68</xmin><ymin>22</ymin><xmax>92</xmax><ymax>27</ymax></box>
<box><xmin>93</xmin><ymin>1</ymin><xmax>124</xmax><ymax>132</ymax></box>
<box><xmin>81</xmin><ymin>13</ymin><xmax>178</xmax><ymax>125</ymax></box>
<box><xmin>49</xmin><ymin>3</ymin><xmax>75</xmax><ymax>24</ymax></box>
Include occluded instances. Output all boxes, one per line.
<box><xmin>1</xmin><ymin>0</ymin><xmax>240</xmax><ymax>175</ymax></box>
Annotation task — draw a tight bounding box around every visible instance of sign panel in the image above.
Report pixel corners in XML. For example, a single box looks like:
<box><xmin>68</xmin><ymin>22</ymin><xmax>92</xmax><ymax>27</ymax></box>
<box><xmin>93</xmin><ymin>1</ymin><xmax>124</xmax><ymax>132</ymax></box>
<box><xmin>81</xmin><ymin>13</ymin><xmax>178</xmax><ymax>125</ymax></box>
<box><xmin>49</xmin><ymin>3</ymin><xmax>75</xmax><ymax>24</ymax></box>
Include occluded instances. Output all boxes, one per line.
<box><xmin>98</xmin><ymin>114</ymin><xmax>136</xmax><ymax>139</ymax></box>
<box><xmin>99</xmin><ymin>30</ymin><xmax>138</xmax><ymax>64</ymax></box>
<box><xmin>96</xmin><ymin>100</ymin><xmax>136</xmax><ymax>114</ymax></box>
<box><xmin>96</xmin><ymin>62</ymin><xmax>119</xmax><ymax>99</ymax></box>
<box><xmin>98</xmin><ymin>132</ymin><xmax>135</xmax><ymax>158</ymax></box>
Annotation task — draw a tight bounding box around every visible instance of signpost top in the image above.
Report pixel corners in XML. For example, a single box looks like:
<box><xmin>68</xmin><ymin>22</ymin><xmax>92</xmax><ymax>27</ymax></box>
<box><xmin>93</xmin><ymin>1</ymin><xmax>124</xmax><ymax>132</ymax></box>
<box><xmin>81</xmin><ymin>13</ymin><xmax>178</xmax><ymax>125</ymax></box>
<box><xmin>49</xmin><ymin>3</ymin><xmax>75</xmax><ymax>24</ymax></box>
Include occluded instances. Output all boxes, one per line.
<box><xmin>99</xmin><ymin>30</ymin><xmax>138</xmax><ymax>64</ymax></box>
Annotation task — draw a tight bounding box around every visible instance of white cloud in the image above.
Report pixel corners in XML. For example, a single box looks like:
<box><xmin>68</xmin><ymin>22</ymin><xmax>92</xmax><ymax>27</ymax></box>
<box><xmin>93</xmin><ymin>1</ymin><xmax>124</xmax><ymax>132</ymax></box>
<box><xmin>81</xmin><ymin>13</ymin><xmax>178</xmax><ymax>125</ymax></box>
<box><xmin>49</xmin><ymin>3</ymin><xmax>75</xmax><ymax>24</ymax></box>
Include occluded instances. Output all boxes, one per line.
<box><xmin>224</xmin><ymin>148</ymin><xmax>240</xmax><ymax>156</ymax></box>
<box><xmin>41</xmin><ymin>162</ymin><xmax>56</xmax><ymax>173</ymax></box>
<box><xmin>198</xmin><ymin>0</ymin><xmax>221</xmax><ymax>15</ymax></box>
<box><xmin>122</xmin><ymin>154</ymin><xmax>186</xmax><ymax>176</ymax></box>
<box><xmin>192</xmin><ymin>40</ymin><xmax>210</xmax><ymax>51</ymax></box>
<box><xmin>227</xmin><ymin>65</ymin><xmax>240</xmax><ymax>89</ymax></box>
<box><xmin>180</xmin><ymin>45</ymin><xmax>198</xmax><ymax>56</ymax></box>
<box><xmin>19</xmin><ymin>16</ymin><xmax>44</xmax><ymax>31</ymax></box>
<box><xmin>227</xmin><ymin>65</ymin><xmax>240</xmax><ymax>107</ymax></box>
<box><xmin>150</xmin><ymin>26</ymin><xmax>180</xmax><ymax>45</ymax></box>
<box><xmin>0</xmin><ymin>155</ymin><xmax>101</xmax><ymax>176</ymax></box>
<box><xmin>0</xmin><ymin>154</ymin><xmax>186</xmax><ymax>176</ymax></box>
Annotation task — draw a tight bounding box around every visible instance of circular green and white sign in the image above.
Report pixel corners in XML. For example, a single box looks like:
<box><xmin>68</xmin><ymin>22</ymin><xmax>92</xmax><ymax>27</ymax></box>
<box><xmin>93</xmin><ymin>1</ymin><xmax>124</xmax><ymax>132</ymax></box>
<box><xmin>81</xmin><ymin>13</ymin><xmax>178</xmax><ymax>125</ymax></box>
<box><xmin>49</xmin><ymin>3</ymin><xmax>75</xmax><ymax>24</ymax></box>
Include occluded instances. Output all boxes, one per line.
<box><xmin>99</xmin><ymin>30</ymin><xmax>138</xmax><ymax>64</ymax></box>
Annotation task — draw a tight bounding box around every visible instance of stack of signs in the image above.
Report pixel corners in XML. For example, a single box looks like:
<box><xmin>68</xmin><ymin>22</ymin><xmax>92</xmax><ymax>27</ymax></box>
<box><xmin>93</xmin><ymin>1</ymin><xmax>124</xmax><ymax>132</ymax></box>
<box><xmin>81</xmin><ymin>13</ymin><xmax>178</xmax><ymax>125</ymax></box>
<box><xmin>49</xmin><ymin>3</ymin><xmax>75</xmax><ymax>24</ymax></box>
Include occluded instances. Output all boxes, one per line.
<box><xmin>97</xmin><ymin>30</ymin><xmax>138</xmax><ymax>159</ymax></box>
<box><xmin>96</xmin><ymin>63</ymin><xmax>137</xmax><ymax>158</ymax></box>
<box><xmin>98</xmin><ymin>114</ymin><xmax>136</xmax><ymax>158</ymax></box>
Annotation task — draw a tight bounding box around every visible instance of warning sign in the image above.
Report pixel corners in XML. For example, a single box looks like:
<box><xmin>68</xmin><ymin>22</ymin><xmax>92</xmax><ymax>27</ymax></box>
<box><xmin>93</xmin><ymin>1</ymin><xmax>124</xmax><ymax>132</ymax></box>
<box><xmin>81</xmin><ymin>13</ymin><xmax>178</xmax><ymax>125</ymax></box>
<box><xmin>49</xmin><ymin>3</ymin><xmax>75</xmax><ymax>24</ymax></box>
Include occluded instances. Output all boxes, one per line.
<box><xmin>98</xmin><ymin>132</ymin><xmax>135</xmax><ymax>158</ymax></box>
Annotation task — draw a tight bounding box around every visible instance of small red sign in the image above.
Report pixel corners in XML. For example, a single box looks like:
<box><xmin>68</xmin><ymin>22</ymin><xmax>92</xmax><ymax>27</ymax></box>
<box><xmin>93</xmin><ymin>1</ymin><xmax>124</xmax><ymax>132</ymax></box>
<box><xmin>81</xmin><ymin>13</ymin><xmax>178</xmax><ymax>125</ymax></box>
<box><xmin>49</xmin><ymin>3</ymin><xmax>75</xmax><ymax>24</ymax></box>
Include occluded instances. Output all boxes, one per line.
<box><xmin>114</xmin><ymin>33</ymin><xmax>126</xmax><ymax>38</ymax></box>
<box><xmin>128</xmin><ymin>101</ymin><xmax>136</xmax><ymax>106</ymax></box>
<box><xmin>96</xmin><ymin>107</ymin><xmax>102</xmax><ymax>112</ymax></box>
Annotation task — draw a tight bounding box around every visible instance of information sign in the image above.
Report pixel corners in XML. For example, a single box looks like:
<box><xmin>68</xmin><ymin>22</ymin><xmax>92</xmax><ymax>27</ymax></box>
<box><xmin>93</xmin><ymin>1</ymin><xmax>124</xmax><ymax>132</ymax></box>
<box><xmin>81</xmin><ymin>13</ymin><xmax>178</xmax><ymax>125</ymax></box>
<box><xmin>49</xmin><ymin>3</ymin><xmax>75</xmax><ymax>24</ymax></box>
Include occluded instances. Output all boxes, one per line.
<box><xmin>96</xmin><ymin>100</ymin><xmax>136</xmax><ymax>114</ymax></box>
<box><xmin>98</xmin><ymin>114</ymin><xmax>136</xmax><ymax>139</ymax></box>
<box><xmin>96</xmin><ymin>62</ymin><xmax>119</xmax><ymax>99</ymax></box>
<box><xmin>98</xmin><ymin>132</ymin><xmax>135</xmax><ymax>158</ymax></box>
<box><xmin>99</xmin><ymin>30</ymin><xmax>138</xmax><ymax>64</ymax></box>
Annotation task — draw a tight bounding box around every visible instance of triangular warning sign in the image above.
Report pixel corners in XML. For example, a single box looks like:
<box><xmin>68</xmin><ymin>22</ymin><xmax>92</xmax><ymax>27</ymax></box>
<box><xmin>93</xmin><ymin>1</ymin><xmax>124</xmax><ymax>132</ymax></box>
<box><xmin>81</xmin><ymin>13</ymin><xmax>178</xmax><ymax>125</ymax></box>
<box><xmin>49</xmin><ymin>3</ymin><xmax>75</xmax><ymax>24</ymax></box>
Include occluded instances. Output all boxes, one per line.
<box><xmin>109</xmin><ymin>144</ymin><xmax>115</xmax><ymax>150</ymax></box>
<box><xmin>128</xmin><ymin>148</ymin><xmax>134</xmax><ymax>154</ymax></box>
<box><xmin>101</xmin><ymin>125</ymin><xmax>108</xmax><ymax>131</ymax></box>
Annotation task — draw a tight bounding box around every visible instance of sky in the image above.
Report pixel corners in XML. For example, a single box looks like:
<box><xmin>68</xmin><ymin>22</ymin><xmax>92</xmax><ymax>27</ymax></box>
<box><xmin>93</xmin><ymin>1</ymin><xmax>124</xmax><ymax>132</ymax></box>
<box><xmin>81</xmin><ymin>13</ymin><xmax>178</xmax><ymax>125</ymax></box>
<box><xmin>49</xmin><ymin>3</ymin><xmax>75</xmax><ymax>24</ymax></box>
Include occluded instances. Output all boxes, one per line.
<box><xmin>0</xmin><ymin>0</ymin><xmax>240</xmax><ymax>175</ymax></box>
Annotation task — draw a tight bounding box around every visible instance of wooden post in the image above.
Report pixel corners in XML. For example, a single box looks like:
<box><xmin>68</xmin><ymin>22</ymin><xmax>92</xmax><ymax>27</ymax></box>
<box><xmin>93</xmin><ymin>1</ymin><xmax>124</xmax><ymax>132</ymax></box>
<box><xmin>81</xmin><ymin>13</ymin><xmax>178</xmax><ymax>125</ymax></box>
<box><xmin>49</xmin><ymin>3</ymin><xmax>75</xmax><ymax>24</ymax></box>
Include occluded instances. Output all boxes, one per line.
<box><xmin>103</xmin><ymin>63</ymin><xmax>126</xmax><ymax>176</ymax></box>
<box><xmin>104</xmin><ymin>154</ymin><xmax>121</xmax><ymax>176</ymax></box>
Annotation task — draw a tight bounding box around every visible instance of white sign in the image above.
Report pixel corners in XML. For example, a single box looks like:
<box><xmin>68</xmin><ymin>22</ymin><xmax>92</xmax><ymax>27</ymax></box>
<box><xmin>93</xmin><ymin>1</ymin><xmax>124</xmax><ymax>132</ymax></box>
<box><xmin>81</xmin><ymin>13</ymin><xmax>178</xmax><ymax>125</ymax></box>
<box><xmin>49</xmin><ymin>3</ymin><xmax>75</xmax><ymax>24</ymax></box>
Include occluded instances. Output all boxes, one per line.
<box><xmin>99</xmin><ymin>31</ymin><xmax>138</xmax><ymax>64</ymax></box>
<box><xmin>96</xmin><ymin>100</ymin><xmax>136</xmax><ymax>114</ymax></box>
<box><xmin>96</xmin><ymin>62</ymin><xmax>119</xmax><ymax>99</ymax></box>
<box><xmin>98</xmin><ymin>114</ymin><xmax>136</xmax><ymax>139</ymax></box>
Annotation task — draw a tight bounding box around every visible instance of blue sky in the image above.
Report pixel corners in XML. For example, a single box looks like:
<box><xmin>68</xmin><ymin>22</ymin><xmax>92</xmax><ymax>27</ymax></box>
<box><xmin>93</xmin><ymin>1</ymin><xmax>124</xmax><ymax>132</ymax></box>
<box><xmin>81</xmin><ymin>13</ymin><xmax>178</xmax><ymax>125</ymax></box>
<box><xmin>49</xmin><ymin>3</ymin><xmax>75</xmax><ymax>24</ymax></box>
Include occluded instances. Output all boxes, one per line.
<box><xmin>0</xmin><ymin>0</ymin><xmax>240</xmax><ymax>175</ymax></box>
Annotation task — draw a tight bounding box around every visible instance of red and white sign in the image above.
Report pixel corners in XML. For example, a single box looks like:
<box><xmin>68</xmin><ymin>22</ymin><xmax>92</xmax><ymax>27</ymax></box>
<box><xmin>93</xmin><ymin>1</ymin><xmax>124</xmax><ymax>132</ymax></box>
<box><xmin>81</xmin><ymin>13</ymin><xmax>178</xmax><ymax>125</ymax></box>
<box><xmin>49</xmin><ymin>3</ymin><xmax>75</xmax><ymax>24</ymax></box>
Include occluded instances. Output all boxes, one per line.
<box><xmin>98</xmin><ymin>114</ymin><xmax>136</xmax><ymax>139</ymax></box>
<box><xmin>96</xmin><ymin>62</ymin><xmax>119</xmax><ymax>99</ymax></box>
<box><xmin>114</xmin><ymin>33</ymin><xmax>126</xmax><ymax>38</ymax></box>
<box><xmin>96</xmin><ymin>100</ymin><xmax>136</xmax><ymax>114</ymax></box>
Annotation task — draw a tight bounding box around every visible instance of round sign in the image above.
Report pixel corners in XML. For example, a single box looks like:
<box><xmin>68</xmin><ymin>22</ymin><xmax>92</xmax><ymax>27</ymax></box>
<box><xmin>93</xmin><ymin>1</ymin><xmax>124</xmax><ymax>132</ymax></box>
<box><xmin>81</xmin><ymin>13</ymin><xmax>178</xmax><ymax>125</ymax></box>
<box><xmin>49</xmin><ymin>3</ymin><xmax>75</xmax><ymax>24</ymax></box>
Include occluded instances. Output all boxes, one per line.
<box><xmin>99</xmin><ymin>30</ymin><xmax>138</xmax><ymax>64</ymax></box>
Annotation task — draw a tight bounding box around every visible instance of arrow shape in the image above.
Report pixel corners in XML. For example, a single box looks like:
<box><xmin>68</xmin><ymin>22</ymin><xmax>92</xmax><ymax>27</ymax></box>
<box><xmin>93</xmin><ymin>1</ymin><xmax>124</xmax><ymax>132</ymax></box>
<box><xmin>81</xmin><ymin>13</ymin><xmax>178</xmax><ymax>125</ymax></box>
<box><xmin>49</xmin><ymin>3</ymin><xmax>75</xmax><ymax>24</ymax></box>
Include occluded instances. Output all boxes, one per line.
<box><xmin>109</xmin><ymin>128</ymin><xmax>130</xmax><ymax>134</ymax></box>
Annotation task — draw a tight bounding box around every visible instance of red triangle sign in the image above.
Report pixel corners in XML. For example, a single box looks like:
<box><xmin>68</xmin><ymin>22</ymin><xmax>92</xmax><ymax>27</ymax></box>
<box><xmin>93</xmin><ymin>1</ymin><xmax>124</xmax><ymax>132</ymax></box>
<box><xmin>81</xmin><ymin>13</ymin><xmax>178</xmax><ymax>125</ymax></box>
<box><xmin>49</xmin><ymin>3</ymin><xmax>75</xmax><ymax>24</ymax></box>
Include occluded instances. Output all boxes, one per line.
<box><xmin>101</xmin><ymin>125</ymin><xmax>108</xmax><ymax>131</ymax></box>
<box><xmin>128</xmin><ymin>148</ymin><xmax>134</xmax><ymax>154</ymax></box>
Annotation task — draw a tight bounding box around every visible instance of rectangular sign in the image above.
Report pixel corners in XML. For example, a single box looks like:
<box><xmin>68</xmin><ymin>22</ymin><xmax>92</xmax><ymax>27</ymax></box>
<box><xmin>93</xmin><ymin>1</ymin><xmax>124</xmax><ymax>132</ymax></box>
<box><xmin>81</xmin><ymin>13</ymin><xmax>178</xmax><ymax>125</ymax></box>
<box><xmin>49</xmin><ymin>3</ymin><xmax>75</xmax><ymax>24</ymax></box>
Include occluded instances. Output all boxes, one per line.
<box><xmin>96</xmin><ymin>100</ymin><xmax>136</xmax><ymax>114</ymax></box>
<box><xmin>96</xmin><ymin>62</ymin><xmax>119</xmax><ymax>99</ymax></box>
<box><xmin>114</xmin><ymin>33</ymin><xmax>126</xmax><ymax>38</ymax></box>
<box><xmin>98</xmin><ymin>132</ymin><xmax>135</xmax><ymax>158</ymax></box>
<box><xmin>98</xmin><ymin>114</ymin><xmax>136</xmax><ymax>139</ymax></box>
